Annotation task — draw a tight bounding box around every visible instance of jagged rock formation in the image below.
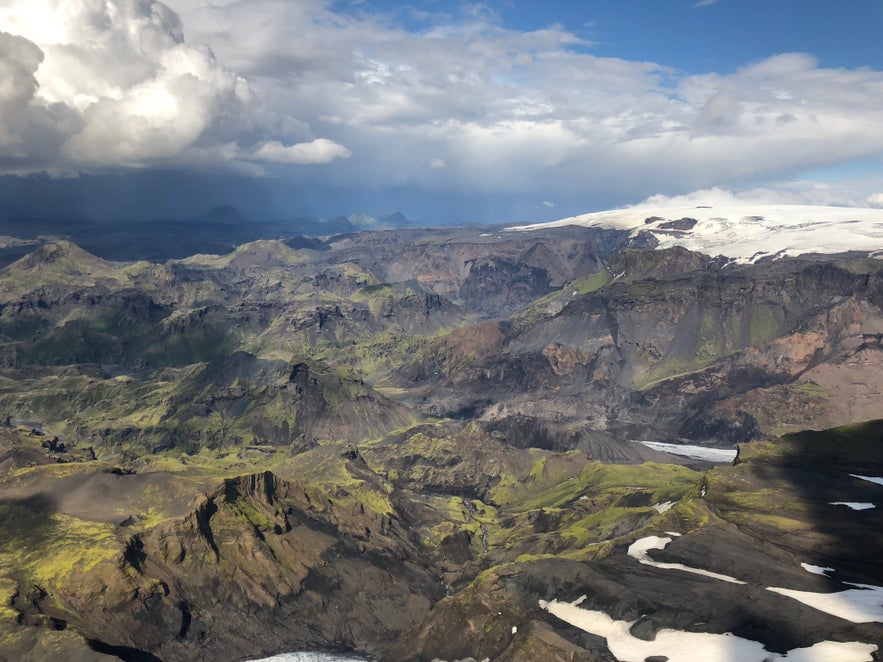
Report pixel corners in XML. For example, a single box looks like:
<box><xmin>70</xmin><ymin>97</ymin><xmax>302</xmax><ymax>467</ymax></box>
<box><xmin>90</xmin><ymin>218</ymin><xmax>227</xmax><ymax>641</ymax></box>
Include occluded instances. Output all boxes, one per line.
<box><xmin>0</xmin><ymin>461</ymin><xmax>446</xmax><ymax>661</ymax></box>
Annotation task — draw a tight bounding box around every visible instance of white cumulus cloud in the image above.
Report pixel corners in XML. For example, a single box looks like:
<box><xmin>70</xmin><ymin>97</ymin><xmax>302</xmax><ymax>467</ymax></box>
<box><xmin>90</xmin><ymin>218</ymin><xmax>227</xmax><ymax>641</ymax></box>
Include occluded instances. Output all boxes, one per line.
<box><xmin>0</xmin><ymin>0</ymin><xmax>347</xmax><ymax>172</ymax></box>
<box><xmin>0</xmin><ymin>31</ymin><xmax>44</xmax><ymax>144</ymax></box>
<box><xmin>638</xmin><ymin>183</ymin><xmax>883</xmax><ymax>209</ymax></box>
<box><xmin>250</xmin><ymin>139</ymin><xmax>351</xmax><ymax>165</ymax></box>
<box><xmin>165</xmin><ymin>1</ymin><xmax>883</xmax><ymax>201</ymax></box>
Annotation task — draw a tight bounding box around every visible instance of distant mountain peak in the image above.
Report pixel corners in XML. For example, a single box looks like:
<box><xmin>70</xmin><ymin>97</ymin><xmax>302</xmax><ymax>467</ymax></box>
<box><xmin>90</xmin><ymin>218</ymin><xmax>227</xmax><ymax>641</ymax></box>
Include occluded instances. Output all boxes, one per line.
<box><xmin>514</xmin><ymin>203</ymin><xmax>883</xmax><ymax>264</ymax></box>
<box><xmin>378</xmin><ymin>211</ymin><xmax>413</xmax><ymax>227</ymax></box>
<box><xmin>199</xmin><ymin>204</ymin><xmax>250</xmax><ymax>225</ymax></box>
<box><xmin>15</xmin><ymin>240</ymin><xmax>103</xmax><ymax>268</ymax></box>
<box><xmin>0</xmin><ymin>241</ymin><xmax>119</xmax><ymax>289</ymax></box>
<box><xmin>347</xmin><ymin>211</ymin><xmax>417</xmax><ymax>230</ymax></box>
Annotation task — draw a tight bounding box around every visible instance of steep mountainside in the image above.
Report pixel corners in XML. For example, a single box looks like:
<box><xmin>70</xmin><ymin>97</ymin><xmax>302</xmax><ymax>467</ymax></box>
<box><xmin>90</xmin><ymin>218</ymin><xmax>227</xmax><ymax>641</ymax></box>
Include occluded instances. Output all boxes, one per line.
<box><xmin>390</xmin><ymin>249</ymin><xmax>883</xmax><ymax>443</ymax></box>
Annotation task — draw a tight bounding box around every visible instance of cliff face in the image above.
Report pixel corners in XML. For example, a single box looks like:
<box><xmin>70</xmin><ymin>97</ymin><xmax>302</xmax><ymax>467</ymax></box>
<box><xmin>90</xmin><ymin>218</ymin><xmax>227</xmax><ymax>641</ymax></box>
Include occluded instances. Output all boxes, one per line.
<box><xmin>394</xmin><ymin>253</ymin><xmax>883</xmax><ymax>444</ymax></box>
<box><xmin>3</xmin><ymin>468</ymin><xmax>444</xmax><ymax>661</ymax></box>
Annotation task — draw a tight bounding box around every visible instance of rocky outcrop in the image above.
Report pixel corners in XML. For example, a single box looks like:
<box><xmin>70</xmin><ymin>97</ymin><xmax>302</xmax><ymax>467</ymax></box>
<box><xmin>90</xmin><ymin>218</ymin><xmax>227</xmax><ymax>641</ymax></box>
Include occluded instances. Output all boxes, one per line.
<box><xmin>3</xmin><ymin>470</ymin><xmax>443</xmax><ymax>661</ymax></box>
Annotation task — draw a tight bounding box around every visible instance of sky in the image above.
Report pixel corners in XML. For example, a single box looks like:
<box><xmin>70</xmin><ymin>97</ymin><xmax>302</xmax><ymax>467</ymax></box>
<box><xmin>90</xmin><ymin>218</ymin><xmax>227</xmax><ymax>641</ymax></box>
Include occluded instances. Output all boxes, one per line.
<box><xmin>1</xmin><ymin>0</ymin><xmax>883</xmax><ymax>225</ymax></box>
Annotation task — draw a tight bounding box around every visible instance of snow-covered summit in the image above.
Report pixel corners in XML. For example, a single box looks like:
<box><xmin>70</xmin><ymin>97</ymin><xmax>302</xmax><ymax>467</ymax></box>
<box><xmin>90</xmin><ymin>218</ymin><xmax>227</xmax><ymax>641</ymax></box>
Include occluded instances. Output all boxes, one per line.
<box><xmin>512</xmin><ymin>203</ymin><xmax>883</xmax><ymax>263</ymax></box>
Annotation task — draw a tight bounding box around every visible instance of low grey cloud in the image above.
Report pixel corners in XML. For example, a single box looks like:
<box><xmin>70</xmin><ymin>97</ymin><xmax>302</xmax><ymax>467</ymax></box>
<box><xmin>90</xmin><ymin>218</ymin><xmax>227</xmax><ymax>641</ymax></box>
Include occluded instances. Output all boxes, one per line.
<box><xmin>2</xmin><ymin>0</ymin><xmax>883</xmax><ymax>208</ymax></box>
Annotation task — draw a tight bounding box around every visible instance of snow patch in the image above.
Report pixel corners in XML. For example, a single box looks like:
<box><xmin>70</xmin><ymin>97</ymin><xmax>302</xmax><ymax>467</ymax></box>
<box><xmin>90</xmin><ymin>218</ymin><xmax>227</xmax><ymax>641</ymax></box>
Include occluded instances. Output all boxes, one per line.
<box><xmin>767</xmin><ymin>583</ymin><xmax>883</xmax><ymax>623</ymax></box>
<box><xmin>830</xmin><ymin>502</ymin><xmax>876</xmax><ymax>510</ymax></box>
<box><xmin>801</xmin><ymin>563</ymin><xmax>835</xmax><ymax>576</ymax></box>
<box><xmin>627</xmin><ymin>536</ymin><xmax>745</xmax><ymax>584</ymax></box>
<box><xmin>635</xmin><ymin>441</ymin><xmax>737</xmax><ymax>463</ymax></box>
<box><xmin>540</xmin><ymin>596</ymin><xmax>877</xmax><ymax>662</ymax></box>
<box><xmin>248</xmin><ymin>654</ymin><xmax>368</xmax><ymax>662</ymax></box>
<box><xmin>652</xmin><ymin>501</ymin><xmax>675</xmax><ymax>513</ymax></box>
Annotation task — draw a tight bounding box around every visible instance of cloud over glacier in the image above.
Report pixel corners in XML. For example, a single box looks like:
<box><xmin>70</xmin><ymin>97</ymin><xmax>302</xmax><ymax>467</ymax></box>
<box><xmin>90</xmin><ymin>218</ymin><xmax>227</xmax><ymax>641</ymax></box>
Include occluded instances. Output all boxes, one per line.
<box><xmin>1</xmin><ymin>0</ymin><xmax>883</xmax><ymax>208</ymax></box>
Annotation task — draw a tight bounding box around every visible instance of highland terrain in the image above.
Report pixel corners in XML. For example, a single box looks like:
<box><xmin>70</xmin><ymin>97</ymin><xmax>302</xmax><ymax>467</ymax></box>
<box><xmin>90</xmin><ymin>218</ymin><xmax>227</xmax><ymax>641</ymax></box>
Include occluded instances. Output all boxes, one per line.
<box><xmin>0</xmin><ymin>204</ymin><xmax>882</xmax><ymax>661</ymax></box>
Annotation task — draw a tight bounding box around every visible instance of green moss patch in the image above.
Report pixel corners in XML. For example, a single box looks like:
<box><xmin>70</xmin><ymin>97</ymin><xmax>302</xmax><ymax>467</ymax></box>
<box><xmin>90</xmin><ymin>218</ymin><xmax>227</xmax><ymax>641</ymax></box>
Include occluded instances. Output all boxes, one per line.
<box><xmin>0</xmin><ymin>506</ymin><xmax>119</xmax><ymax>590</ymax></box>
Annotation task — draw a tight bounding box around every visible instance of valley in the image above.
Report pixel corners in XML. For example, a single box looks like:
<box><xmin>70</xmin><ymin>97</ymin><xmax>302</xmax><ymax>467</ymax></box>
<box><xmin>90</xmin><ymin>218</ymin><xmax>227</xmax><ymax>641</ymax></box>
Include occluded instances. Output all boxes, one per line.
<box><xmin>0</xmin><ymin>207</ymin><xmax>882</xmax><ymax>661</ymax></box>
